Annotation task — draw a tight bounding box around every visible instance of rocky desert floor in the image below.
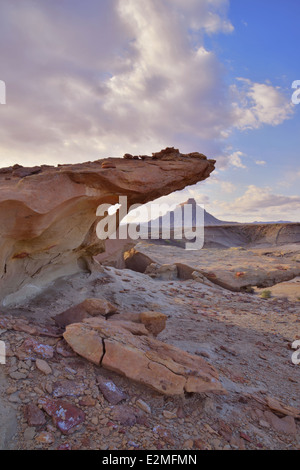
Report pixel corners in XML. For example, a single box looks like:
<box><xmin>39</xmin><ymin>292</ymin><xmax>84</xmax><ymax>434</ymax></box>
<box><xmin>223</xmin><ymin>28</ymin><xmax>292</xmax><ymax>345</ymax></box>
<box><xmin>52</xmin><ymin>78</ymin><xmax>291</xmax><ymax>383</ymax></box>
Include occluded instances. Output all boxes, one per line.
<box><xmin>0</xmin><ymin>240</ymin><xmax>300</xmax><ymax>451</ymax></box>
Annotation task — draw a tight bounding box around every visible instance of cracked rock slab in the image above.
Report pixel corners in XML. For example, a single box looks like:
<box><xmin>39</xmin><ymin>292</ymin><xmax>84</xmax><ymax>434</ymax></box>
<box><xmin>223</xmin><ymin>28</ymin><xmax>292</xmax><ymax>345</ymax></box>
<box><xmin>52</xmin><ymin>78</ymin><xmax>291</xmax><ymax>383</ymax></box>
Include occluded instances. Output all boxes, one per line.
<box><xmin>63</xmin><ymin>317</ymin><xmax>225</xmax><ymax>396</ymax></box>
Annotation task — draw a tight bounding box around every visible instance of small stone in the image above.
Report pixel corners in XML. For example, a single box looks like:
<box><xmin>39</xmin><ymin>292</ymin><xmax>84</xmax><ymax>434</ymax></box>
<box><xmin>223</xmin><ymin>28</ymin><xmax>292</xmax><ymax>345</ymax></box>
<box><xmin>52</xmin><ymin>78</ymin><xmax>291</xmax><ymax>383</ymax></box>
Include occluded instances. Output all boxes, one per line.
<box><xmin>9</xmin><ymin>371</ymin><xmax>27</xmax><ymax>380</ymax></box>
<box><xmin>57</xmin><ymin>443</ymin><xmax>72</xmax><ymax>450</ymax></box>
<box><xmin>18</xmin><ymin>360</ymin><xmax>29</xmax><ymax>370</ymax></box>
<box><xmin>52</xmin><ymin>380</ymin><xmax>85</xmax><ymax>398</ymax></box>
<box><xmin>139</xmin><ymin>311</ymin><xmax>167</xmax><ymax>336</ymax></box>
<box><xmin>240</xmin><ymin>431</ymin><xmax>252</xmax><ymax>442</ymax></box>
<box><xmin>25</xmin><ymin>403</ymin><xmax>46</xmax><ymax>427</ymax></box>
<box><xmin>202</xmin><ymin>397</ymin><xmax>216</xmax><ymax>414</ymax></box>
<box><xmin>36</xmin><ymin>359</ymin><xmax>52</xmax><ymax>375</ymax></box>
<box><xmin>45</xmin><ymin>383</ymin><xmax>53</xmax><ymax>394</ymax></box>
<box><xmin>79</xmin><ymin>396</ymin><xmax>96</xmax><ymax>407</ymax></box>
<box><xmin>183</xmin><ymin>439</ymin><xmax>194</xmax><ymax>449</ymax></box>
<box><xmin>97</xmin><ymin>376</ymin><xmax>127</xmax><ymax>405</ymax></box>
<box><xmin>91</xmin><ymin>416</ymin><xmax>98</xmax><ymax>425</ymax></box>
<box><xmin>111</xmin><ymin>405</ymin><xmax>147</xmax><ymax>427</ymax></box>
<box><xmin>35</xmin><ymin>431</ymin><xmax>54</xmax><ymax>444</ymax></box>
<box><xmin>17</xmin><ymin>338</ymin><xmax>54</xmax><ymax>360</ymax></box>
<box><xmin>24</xmin><ymin>427</ymin><xmax>36</xmax><ymax>441</ymax></box>
<box><xmin>163</xmin><ymin>410</ymin><xmax>177</xmax><ymax>419</ymax></box>
<box><xmin>38</xmin><ymin>397</ymin><xmax>85</xmax><ymax>435</ymax></box>
<box><xmin>259</xmin><ymin>419</ymin><xmax>270</xmax><ymax>428</ymax></box>
<box><xmin>193</xmin><ymin>438</ymin><xmax>207</xmax><ymax>450</ymax></box>
<box><xmin>136</xmin><ymin>399</ymin><xmax>151</xmax><ymax>414</ymax></box>
<box><xmin>9</xmin><ymin>392</ymin><xmax>21</xmax><ymax>403</ymax></box>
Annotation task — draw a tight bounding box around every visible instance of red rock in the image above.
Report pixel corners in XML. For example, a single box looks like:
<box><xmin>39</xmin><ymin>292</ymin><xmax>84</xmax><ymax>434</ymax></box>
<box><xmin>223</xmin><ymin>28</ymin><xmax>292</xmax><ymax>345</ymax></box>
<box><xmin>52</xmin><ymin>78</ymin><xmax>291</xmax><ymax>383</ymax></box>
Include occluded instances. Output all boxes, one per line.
<box><xmin>153</xmin><ymin>425</ymin><xmax>175</xmax><ymax>446</ymax></box>
<box><xmin>56</xmin><ymin>339</ymin><xmax>77</xmax><ymax>357</ymax></box>
<box><xmin>97</xmin><ymin>375</ymin><xmax>127</xmax><ymax>404</ymax></box>
<box><xmin>25</xmin><ymin>404</ymin><xmax>46</xmax><ymax>427</ymax></box>
<box><xmin>52</xmin><ymin>380</ymin><xmax>85</xmax><ymax>398</ymax></box>
<box><xmin>79</xmin><ymin>396</ymin><xmax>96</xmax><ymax>407</ymax></box>
<box><xmin>57</xmin><ymin>443</ymin><xmax>72</xmax><ymax>450</ymax></box>
<box><xmin>35</xmin><ymin>431</ymin><xmax>54</xmax><ymax>444</ymax></box>
<box><xmin>111</xmin><ymin>405</ymin><xmax>147</xmax><ymax>427</ymax></box>
<box><xmin>239</xmin><ymin>431</ymin><xmax>252</xmax><ymax>442</ymax></box>
<box><xmin>12</xmin><ymin>319</ymin><xmax>37</xmax><ymax>335</ymax></box>
<box><xmin>194</xmin><ymin>438</ymin><xmax>208</xmax><ymax>450</ymax></box>
<box><xmin>35</xmin><ymin>325</ymin><xmax>63</xmax><ymax>338</ymax></box>
<box><xmin>16</xmin><ymin>338</ymin><xmax>54</xmax><ymax>360</ymax></box>
<box><xmin>38</xmin><ymin>397</ymin><xmax>85</xmax><ymax>435</ymax></box>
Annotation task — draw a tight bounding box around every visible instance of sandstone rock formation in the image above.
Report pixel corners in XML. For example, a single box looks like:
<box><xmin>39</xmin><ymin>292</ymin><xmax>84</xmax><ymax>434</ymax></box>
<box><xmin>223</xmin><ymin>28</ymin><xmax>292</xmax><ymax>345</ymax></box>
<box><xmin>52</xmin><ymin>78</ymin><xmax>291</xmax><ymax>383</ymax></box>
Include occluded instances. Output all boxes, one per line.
<box><xmin>63</xmin><ymin>316</ymin><xmax>225</xmax><ymax>396</ymax></box>
<box><xmin>0</xmin><ymin>148</ymin><xmax>215</xmax><ymax>305</ymax></box>
<box><xmin>53</xmin><ymin>297</ymin><xmax>118</xmax><ymax>328</ymax></box>
<box><xmin>125</xmin><ymin>241</ymin><xmax>300</xmax><ymax>292</ymax></box>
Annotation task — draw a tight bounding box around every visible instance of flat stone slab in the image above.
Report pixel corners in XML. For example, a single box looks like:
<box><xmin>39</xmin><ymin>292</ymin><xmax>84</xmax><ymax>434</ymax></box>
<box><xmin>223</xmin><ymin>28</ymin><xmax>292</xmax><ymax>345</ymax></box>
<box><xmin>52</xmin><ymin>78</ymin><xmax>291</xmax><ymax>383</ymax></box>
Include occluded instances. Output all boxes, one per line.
<box><xmin>63</xmin><ymin>316</ymin><xmax>225</xmax><ymax>396</ymax></box>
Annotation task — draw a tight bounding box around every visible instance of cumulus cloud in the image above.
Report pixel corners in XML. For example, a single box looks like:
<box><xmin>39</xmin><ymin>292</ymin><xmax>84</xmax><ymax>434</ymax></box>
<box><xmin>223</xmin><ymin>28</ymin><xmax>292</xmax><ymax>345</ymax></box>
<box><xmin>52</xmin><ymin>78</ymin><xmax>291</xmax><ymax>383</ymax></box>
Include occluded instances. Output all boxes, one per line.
<box><xmin>0</xmin><ymin>0</ymin><xmax>294</xmax><ymax>171</ymax></box>
<box><xmin>217</xmin><ymin>185</ymin><xmax>300</xmax><ymax>217</ymax></box>
<box><xmin>231</xmin><ymin>79</ymin><xmax>293</xmax><ymax>130</ymax></box>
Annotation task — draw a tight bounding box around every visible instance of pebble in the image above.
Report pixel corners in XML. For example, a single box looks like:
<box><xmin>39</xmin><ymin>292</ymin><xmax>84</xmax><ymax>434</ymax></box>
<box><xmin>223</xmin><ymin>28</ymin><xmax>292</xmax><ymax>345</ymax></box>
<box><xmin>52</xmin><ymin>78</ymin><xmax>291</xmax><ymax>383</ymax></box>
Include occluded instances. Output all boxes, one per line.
<box><xmin>24</xmin><ymin>427</ymin><xmax>36</xmax><ymax>441</ymax></box>
<box><xmin>136</xmin><ymin>399</ymin><xmax>151</xmax><ymax>414</ymax></box>
<box><xmin>9</xmin><ymin>392</ymin><xmax>22</xmax><ymax>403</ymax></box>
<box><xmin>35</xmin><ymin>431</ymin><xmax>55</xmax><ymax>444</ymax></box>
<box><xmin>162</xmin><ymin>410</ymin><xmax>177</xmax><ymax>419</ymax></box>
<box><xmin>35</xmin><ymin>359</ymin><xmax>52</xmax><ymax>375</ymax></box>
<box><xmin>10</xmin><ymin>371</ymin><xmax>28</xmax><ymax>380</ymax></box>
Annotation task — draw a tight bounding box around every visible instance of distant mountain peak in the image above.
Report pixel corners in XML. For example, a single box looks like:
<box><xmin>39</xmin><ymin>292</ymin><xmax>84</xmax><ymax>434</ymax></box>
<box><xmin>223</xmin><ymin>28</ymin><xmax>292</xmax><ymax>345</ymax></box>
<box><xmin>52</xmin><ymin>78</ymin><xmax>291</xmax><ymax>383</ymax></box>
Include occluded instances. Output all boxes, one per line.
<box><xmin>143</xmin><ymin>198</ymin><xmax>237</xmax><ymax>227</ymax></box>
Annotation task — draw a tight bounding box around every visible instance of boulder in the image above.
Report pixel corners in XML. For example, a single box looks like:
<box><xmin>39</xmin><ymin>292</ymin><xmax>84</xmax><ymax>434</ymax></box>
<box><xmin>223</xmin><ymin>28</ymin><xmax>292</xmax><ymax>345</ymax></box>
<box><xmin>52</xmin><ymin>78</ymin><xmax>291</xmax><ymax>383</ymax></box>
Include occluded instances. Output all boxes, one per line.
<box><xmin>53</xmin><ymin>297</ymin><xmax>118</xmax><ymax>328</ymax></box>
<box><xmin>140</xmin><ymin>311</ymin><xmax>167</xmax><ymax>336</ymax></box>
<box><xmin>63</xmin><ymin>316</ymin><xmax>225</xmax><ymax>396</ymax></box>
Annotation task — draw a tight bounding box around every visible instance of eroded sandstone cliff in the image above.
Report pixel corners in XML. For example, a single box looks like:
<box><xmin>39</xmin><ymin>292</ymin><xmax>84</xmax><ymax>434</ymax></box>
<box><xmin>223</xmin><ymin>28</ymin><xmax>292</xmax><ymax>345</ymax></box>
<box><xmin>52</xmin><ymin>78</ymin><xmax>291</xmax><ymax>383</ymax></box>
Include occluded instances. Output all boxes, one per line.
<box><xmin>0</xmin><ymin>148</ymin><xmax>215</xmax><ymax>305</ymax></box>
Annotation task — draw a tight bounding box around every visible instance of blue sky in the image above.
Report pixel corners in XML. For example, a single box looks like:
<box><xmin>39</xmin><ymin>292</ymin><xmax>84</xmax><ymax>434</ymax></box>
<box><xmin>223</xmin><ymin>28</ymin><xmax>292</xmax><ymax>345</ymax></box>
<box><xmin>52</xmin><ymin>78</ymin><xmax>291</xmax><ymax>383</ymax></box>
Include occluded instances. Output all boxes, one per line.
<box><xmin>0</xmin><ymin>0</ymin><xmax>299</xmax><ymax>222</ymax></box>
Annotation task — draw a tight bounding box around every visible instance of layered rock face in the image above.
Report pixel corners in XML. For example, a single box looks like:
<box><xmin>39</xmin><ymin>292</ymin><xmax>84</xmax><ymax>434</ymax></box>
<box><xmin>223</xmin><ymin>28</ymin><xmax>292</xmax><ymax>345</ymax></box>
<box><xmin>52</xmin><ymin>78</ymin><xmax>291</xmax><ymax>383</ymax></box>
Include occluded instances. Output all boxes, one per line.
<box><xmin>0</xmin><ymin>148</ymin><xmax>215</xmax><ymax>305</ymax></box>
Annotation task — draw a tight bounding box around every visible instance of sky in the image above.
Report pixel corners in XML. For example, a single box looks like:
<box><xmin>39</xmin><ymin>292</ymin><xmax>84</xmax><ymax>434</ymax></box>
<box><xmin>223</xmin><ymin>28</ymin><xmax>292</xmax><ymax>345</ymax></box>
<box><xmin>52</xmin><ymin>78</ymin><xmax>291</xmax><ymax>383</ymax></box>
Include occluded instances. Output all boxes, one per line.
<box><xmin>0</xmin><ymin>0</ymin><xmax>299</xmax><ymax>222</ymax></box>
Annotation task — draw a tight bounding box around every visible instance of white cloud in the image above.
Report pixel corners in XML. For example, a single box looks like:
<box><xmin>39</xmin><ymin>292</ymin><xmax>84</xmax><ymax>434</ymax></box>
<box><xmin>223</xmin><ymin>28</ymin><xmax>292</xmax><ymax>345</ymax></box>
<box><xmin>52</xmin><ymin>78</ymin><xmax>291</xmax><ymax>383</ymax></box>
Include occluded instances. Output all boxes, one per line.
<box><xmin>216</xmin><ymin>150</ymin><xmax>247</xmax><ymax>170</ymax></box>
<box><xmin>220</xmin><ymin>181</ymin><xmax>237</xmax><ymax>193</ymax></box>
<box><xmin>255</xmin><ymin>160</ymin><xmax>267</xmax><ymax>166</ymax></box>
<box><xmin>218</xmin><ymin>185</ymin><xmax>300</xmax><ymax>217</ymax></box>
<box><xmin>228</xmin><ymin>151</ymin><xmax>247</xmax><ymax>169</ymax></box>
<box><xmin>0</xmin><ymin>0</ymin><xmax>294</xmax><ymax>171</ymax></box>
<box><xmin>231</xmin><ymin>79</ymin><xmax>294</xmax><ymax>131</ymax></box>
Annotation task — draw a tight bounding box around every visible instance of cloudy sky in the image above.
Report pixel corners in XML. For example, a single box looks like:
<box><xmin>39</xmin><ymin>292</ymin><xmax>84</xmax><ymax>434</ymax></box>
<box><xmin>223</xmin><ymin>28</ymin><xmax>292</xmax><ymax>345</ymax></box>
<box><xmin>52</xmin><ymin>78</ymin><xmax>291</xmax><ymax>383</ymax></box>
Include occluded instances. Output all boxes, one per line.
<box><xmin>0</xmin><ymin>0</ymin><xmax>299</xmax><ymax>222</ymax></box>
